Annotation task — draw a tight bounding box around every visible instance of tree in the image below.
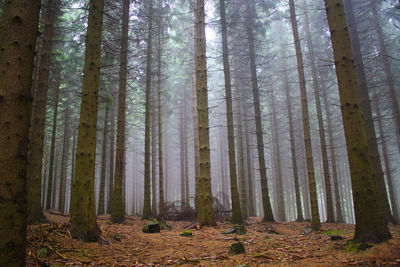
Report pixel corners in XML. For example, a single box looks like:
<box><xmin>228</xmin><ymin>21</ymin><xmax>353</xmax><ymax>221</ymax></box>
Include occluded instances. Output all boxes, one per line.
<box><xmin>289</xmin><ymin>0</ymin><xmax>320</xmax><ymax>230</ymax></box>
<box><xmin>219</xmin><ymin>0</ymin><xmax>242</xmax><ymax>224</ymax></box>
<box><xmin>0</xmin><ymin>0</ymin><xmax>41</xmax><ymax>264</ymax></box>
<box><xmin>27</xmin><ymin>0</ymin><xmax>61</xmax><ymax>223</ymax></box>
<box><xmin>143</xmin><ymin>0</ymin><xmax>154</xmax><ymax>219</ymax></box>
<box><xmin>244</xmin><ymin>0</ymin><xmax>274</xmax><ymax>222</ymax></box>
<box><xmin>98</xmin><ymin>100</ymin><xmax>109</xmax><ymax>215</ymax></box>
<box><xmin>111</xmin><ymin>0</ymin><xmax>130</xmax><ymax>223</ymax></box>
<box><xmin>195</xmin><ymin>0</ymin><xmax>215</xmax><ymax>226</ymax></box>
<box><xmin>343</xmin><ymin>0</ymin><xmax>396</xmax><ymax>225</ymax></box>
<box><xmin>70</xmin><ymin>0</ymin><xmax>105</xmax><ymax>241</ymax></box>
<box><xmin>302</xmin><ymin>0</ymin><xmax>334</xmax><ymax>222</ymax></box>
<box><xmin>323</xmin><ymin>0</ymin><xmax>391</xmax><ymax>243</ymax></box>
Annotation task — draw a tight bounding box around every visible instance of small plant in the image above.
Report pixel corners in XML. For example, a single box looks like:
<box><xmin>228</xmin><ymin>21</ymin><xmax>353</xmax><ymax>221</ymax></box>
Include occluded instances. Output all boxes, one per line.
<box><xmin>37</xmin><ymin>247</ymin><xmax>48</xmax><ymax>258</ymax></box>
<box><xmin>180</xmin><ymin>230</ymin><xmax>193</xmax><ymax>237</ymax></box>
<box><xmin>323</xmin><ymin>230</ymin><xmax>345</xmax><ymax>236</ymax></box>
<box><xmin>230</xmin><ymin>242</ymin><xmax>245</xmax><ymax>254</ymax></box>
<box><xmin>345</xmin><ymin>239</ymin><xmax>359</xmax><ymax>252</ymax></box>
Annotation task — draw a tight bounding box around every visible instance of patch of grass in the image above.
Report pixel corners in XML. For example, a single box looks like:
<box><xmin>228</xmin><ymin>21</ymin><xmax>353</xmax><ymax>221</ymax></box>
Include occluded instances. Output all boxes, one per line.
<box><xmin>345</xmin><ymin>239</ymin><xmax>359</xmax><ymax>252</ymax></box>
<box><xmin>323</xmin><ymin>230</ymin><xmax>345</xmax><ymax>236</ymax></box>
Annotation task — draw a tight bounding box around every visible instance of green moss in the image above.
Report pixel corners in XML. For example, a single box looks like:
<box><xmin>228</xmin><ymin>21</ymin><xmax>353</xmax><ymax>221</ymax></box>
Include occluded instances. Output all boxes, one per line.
<box><xmin>344</xmin><ymin>239</ymin><xmax>359</xmax><ymax>252</ymax></box>
<box><xmin>322</xmin><ymin>230</ymin><xmax>345</xmax><ymax>235</ymax></box>
<box><xmin>180</xmin><ymin>230</ymin><xmax>193</xmax><ymax>237</ymax></box>
<box><xmin>230</xmin><ymin>242</ymin><xmax>245</xmax><ymax>254</ymax></box>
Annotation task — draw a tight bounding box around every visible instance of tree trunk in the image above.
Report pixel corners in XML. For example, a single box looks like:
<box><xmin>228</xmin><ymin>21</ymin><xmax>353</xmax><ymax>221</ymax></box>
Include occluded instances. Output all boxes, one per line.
<box><xmin>283</xmin><ymin>54</ymin><xmax>304</xmax><ymax>222</ymax></box>
<box><xmin>344</xmin><ymin>0</ymin><xmax>396</xmax><ymax>225</ymax></box>
<box><xmin>373</xmin><ymin>88</ymin><xmax>399</xmax><ymax>221</ymax></box>
<box><xmin>321</xmin><ymin>72</ymin><xmax>344</xmax><ymax>223</ymax></box>
<box><xmin>98</xmin><ymin>101</ymin><xmax>109</xmax><ymax>215</ymax></box>
<box><xmin>371</xmin><ymin>3</ymin><xmax>400</xmax><ymax>152</ymax></box>
<box><xmin>70</xmin><ymin>0</ymin><xmax>104</xmax><ymax>241</ymax></box>
<box><xmin>143</xmin><ymin>0</ymin><xmax>154</xmax><ymax>219</ymax></box>
<box><xmin>46</xmin><ymin>73</ymin><xmax>61</xmax><ymax>210</ymax></box>
<box><xmin>219</xmin><ymin>0</ymin><xmax>243</xmax><ymax>224</ymax></box>
<box><xmin>151</xmin><ymin>86</ymin><xmax>157</xmax><ymax>214</ymax></box>
<box><xmin>244</xmin><ymin>0</ymin><xmax>274</xmax><ymax>221</ymax></box>
<box><xmin>27</xmin><ymin>0</ymin><xmax>60</xmax><ymax>224</ymax></box>
<box><xmin>289</xmin><ymin>0</ymin><xmax>320</xmax><ymax>230</ymax></box>
<box><xmin>302</xmin><ymin>0</ymin><xmax>334</xmax><ymax>222</ymax></box>
<box><xmin>0</xmin><ymin>1</ymin><xmax>40</xmax><ymax>264</ymax></box>
<box><xmin>107</xmin><ymin>100</ymin><xmax>115</xmax><ymax>213</ymax></box>
<box><xmin>323</xmin><ymin>0</ymin><xmax>391</xmax><ymax>243</ymax></box>
<box><xmin>111</xmin><ymin>0</ymin><xmax>130</xmax><ymax>223</ymax></box>
<box><xmin>59</xmin><ymin>98</ymin><xmax>71</xmax><ymax>213</ymax></box>
<box><xmin>271</xmin><ymin>88</ymin><xmax>286</xmax><ymax>221</ymax></box>
<box><xmin>157</xmin><ymin>0</ymin><xmax>165</xmax><ymax>210</ymax></box>
<box><xmin>195</xmin><ymin>0</ymin><xmax>215</xmax><ymax>226</ymax></box>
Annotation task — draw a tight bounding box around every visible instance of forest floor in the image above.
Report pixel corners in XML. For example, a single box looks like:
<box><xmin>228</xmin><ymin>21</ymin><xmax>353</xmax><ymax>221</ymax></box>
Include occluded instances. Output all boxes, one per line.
<box><xmin>26</xmin><ymin>212</ymin><xmax>400</xmax><ymax>266</ymax></box>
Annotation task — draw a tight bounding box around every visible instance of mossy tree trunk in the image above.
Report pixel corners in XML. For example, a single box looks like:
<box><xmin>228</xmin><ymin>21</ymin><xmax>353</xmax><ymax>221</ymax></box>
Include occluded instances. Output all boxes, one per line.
<box><xmin>219</xmin><ymin>0</ymin><xmax>242</xmax><ymax>224</ymax></box>
<box><xmin>111</xmin><ymin>0</ymin><xmax>130</xmax><ymax>223</ymax></box>
<box><xmin>244</xmin><ymin>0</ymin><xmax>274</xmax><ymax>222</ymax></box>
<box><xmin>195</xmin><ymin>0</ymin><xmax>215</xmax><ymax>226</ymax></box>
<box><xmin>0</xmin><ymin>0</ymin><xmax>40</xmax><ymax>264</ymax></box>
<box><xmin>323</xmin><ymin>0</ymin><xmax>391</xmax><ymax>243</ymax></box>
<box><xmin>107</xmin><ymin>101</ymin><xmax>115</xmax><ymax>213</ymax></box>
<box><xmin>289</xmin><ymin>0</ymin><xmax>320</xmax><ymax>230</ymax></box>
<box><xmin>27</xmin><ymin>0</ymin><xmax>60</xmax><ymax>224</ymax></box>
<box><xmin>143</xmin><ymin>0</ymin><xmax>154</xmax><ymax>220</ymax></box>
<box><xmin>70</xmin><ymin>0</ymin><xmax>104</xmax><ymax>241</ymax></box>
<box><xmin>343</xmin><ymin>0</ymin><xmax>396</xmax><ymax>225</ymax></box>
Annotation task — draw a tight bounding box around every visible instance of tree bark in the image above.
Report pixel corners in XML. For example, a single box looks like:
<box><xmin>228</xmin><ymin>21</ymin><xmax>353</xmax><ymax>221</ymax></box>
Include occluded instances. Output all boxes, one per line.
<box><xmin>143</xmin><ymin>0</ymin><xmax>154</xmax><ymax>219</ymax></box>
<box><xmin>111</xmin><ymin>0</ymin><xmax>130</xmax><ymax>223</ymax></box>
<box><xmin>0</xmin><ymin>1</ymin><xmax>40</xmax><ymax>264</ymax></box>
<box><xmin>323</xmin><ymin>0</ymin><xmax>391</xmax><ymax>243</ymax></box>
<box><xmin>70</xmin><ymin>0</ymin><xmax>104</xmax><ymax>241</ymax></box>
<box><xmin>195</xmin><ymin>0</ymin><xmax>215</xmax><ymax>226</ymax></box>
<box><xmin>98</xmin><ymin>101</ymin><xmax>109</xmax><ymax>215</ymax></box>
<box><xmin>59</xmin><ymin>97</ymin><xmax>71</xmax><ymax>213</ymax></box>
<box><xmin>27</xmin><ymin>0</ymin><xmax>60</xmax><ymax>224</ymax></box>
<box><xmin>244</xmin><ymin>0</ymin><xmax>274</xmax><ymax>221</ymax></box>
<box><xmin>302</xmin><ymin>0</ymin><xmax>334</xmax><ymax>222</ymax></box>
<box><xmin>344</xmin><ymin>0</ymin><xmax>396</xmax><ymax>225</ymax></box>
<box><xmin>289</xmin><ymin>0</ymin><xmax>320</xmax><ymax>230</ymax></box>
<box><xmin>219</xmin><ymin>0</ymin><xmax>243</xmax><ymax>224</ymax></box>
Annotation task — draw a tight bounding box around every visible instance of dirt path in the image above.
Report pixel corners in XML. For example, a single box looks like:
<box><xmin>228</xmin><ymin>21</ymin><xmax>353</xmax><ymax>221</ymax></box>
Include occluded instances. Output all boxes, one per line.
<box><xmin>26</xmin><ymin>212</ymin><xmax>400</xmax><ymax>266</ymax></box>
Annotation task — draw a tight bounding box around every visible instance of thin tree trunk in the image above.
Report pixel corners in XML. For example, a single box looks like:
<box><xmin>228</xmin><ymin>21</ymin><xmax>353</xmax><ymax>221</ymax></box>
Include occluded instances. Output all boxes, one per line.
<box><xmin>289</xmin><ymin>0</ymin><xmax>320</xmax><ymax>230</ymax></box>
<box><xmin>271</xmin><ymin>88</ymin><xmax>286</xmax><ymax>221</ymax></box>
<box><xmin>111</xmin><ymin>0</ymin><xmax>130</xmax><ymax>223</ymax></box>
<box><xmin>323</xmin><ymin>0</ymin><xmax>391</xmax><ymax>243</ymax></box>
<box><xmin>283</xmin><ymin>55</ymin><xmax>304</xmax><ymax>222</ymax></box>
<box><xmin>70</xmin><ymin>0</ymin><xmax>104</xmax><ymax>241</ymax></box>
<box><xmin>59</xmin><ymin>99</ymin><xmax>71</xmax><ymax>213</ymax></box>
<box><xmin>98</xmin><ymin>101</ymin><xmax>109</xmax><ymax>215</ymax></box>
<box><xmin>321</xmin><ymin>73</ymin><xmax>344</xmax><ymax>223</ymax></box>
<box><xmin>371</xmin><ymin>3</ymin><xmax>400</xmax><ymax>151</ymax></box>
<box><xmin>151</xmin><ymin>85</ymin><xmax>157</xmax><ymax>214</ymax></box>
<box><xmin>244</xmin><ymin>111</ymin><xmax>256</xmax><ymax>217</ymax></box>
<box><xmin>180</xmin><ymin>100</ymin><xmax>186</xmax><ymax>206</ymax></box>
<box><xmin>373</xmin><ymin>88</ymin><xmax>399</xmax><ymax>221</ymax></box>
<box><xmin>219</xmin><ymin>0</ymin><xmax>242</xmax><ymax>224</ymax></box>
<box><xmin>69</xmin><ymin>125</ymin><xmax>77</xmax><ymax>212</ymax></box>
<box><xmin>244</xmin><ymin>0</ymin><xmax>274</xmax><ymax>221</ymax></box>
<box><xmin>157</xmin><ymin>0</ymin><xmax>165</xmax><ymax>210</ymax></box>
<box><xmin>46</xmin><ymin>74</ymin><xmax>61</xmax><ymax>210</ymax></box>
<box><xmin>0</xmin><ymin>1</ymin><xmax>40</xmax><ymax>263</ymax></box>
<box><xmin>107</xmin><ymin>101</ymin><xmax>115</xmax><ymax>213</ymax></box>
<box><xmin>302</xmin><ymin>0</ymin><xmax>334</xmax><ymax>222</ymax></box>
<box><xmin>143</xmin><ymin>0</ymin><xmax>154</xmax><ymax>219</ymax></box>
